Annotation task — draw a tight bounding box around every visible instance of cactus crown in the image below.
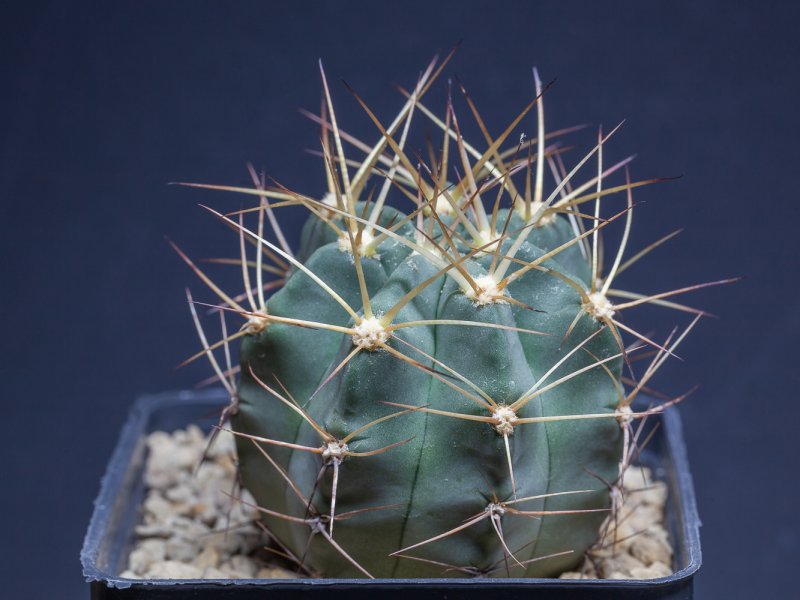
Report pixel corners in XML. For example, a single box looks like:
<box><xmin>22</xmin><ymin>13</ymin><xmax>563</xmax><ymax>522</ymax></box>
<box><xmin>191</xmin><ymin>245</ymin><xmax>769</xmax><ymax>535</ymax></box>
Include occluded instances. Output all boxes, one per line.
<box><xmin>173</xmin><ymin>53</ymin><xmax>731</xmax><ymax>579</ymax></box>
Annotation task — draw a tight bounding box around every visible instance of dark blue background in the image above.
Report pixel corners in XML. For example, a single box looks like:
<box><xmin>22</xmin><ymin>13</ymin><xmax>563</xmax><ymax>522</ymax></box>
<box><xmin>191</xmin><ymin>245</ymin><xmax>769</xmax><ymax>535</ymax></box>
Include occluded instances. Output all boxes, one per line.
<box><xmin>2</xmin><ymin>2</ymin><xmax>797</xmax><ymax>598</ymax></box>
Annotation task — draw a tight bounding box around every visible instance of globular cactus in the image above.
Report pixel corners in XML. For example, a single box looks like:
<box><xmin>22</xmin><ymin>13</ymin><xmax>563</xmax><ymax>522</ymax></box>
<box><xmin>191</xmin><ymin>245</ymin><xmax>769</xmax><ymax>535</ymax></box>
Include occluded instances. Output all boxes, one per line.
<box><xmin>175</xmin><ymin>54</ymin><xmax>729</xmax><ymax>579</ymax></box>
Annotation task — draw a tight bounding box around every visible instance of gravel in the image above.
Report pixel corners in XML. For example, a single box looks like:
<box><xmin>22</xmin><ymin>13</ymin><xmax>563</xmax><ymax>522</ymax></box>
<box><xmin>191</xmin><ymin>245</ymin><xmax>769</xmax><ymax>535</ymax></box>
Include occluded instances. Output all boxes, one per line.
<box><xmin>120</xmin><ymin>425</ymin><xmax>298</xmax><ymax>580</ymax></box>
<box><xmin>559</xmin><ymin>467</ymin><xmax>674</xmax><ymax>579</ymax></box>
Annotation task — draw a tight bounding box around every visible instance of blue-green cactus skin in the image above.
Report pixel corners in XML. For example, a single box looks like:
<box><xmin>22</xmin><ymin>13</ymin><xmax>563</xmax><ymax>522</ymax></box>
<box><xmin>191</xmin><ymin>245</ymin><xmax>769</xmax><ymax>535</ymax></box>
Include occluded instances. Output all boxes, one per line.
<box><xmin>232</xmin><ymin>206</ymin><xmax>622</xmax><ymax>578</ymax></box>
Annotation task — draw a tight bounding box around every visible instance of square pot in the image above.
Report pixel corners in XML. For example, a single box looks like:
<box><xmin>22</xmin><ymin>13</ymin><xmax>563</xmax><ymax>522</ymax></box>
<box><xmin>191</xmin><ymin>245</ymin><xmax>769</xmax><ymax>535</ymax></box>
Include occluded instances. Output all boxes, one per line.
<box><xmin>82</xmin><ymin>390</ymin><xmax>701</xmax><ymax>599</ymax></box>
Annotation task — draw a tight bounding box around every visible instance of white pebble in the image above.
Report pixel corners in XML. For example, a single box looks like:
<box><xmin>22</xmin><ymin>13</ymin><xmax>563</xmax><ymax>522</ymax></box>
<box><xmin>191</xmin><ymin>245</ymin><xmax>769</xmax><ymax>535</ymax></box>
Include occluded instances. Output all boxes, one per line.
<box><xmin>630</xmin><ymin>561</ymin><xmax>672</xmax><ymax>579</ymax></box>
<box><xmin>146</xmin><ymin>560</ymin><xmax>204</xmax><ymax>579</ymax></box>
<box><xmin>630</xmin><ymin>534</ymin><xmax>672</xmax><ymax>566</ymax></box>
<box><xmin>257</xmin><ymin>567</ymin><xmax>301</xmax><ymax>579</ymax></box>
<box><xmin>165</xmin><ymin>536</ymin><xmax>199</xmax><ymax>562</ymax></box>
<box><xmin>128</xmin><ymin>539</ymin><xmax>166</xmax><ymax>573</ymax></box>
<box><xmin>228</xmin><ymin>555</ymin><xmax>259</xmax><ymax>578</ymax></box>
<box><xmin>597</xmin><ymin>552</ymin><xmax>646</xmax><ymax>578</ymax></box>
<box><xmin>192</xmin><ymin>546</ymin><xmax>219</xmax><ymax>570</ymax></box>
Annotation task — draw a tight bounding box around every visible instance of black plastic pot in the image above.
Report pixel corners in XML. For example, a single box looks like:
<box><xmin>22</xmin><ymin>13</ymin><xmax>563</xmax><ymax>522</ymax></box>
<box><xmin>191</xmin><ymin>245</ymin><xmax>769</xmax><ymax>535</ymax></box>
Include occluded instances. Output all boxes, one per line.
<box><xmin>82</xmin><ymin>390</ymin><xmax>702</xmax><ymax>599</ymax></box>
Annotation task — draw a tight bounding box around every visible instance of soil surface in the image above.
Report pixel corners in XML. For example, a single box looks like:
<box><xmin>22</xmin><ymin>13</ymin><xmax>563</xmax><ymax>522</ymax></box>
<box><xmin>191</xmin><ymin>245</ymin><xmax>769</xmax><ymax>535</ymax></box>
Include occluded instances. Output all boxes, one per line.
<box><xmin>121</xmin><ymin>425</ymin><xmax>673</xmax><ymax>580</ymax></box>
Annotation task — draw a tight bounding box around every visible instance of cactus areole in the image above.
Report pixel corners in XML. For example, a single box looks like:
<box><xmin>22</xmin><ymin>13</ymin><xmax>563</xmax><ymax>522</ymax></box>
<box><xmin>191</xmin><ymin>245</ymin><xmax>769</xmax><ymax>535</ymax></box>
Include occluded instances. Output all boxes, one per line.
<box><xmin>177</xmin><ymin>55</ymin><xmax>721</xmax><ymax>579</ymax></box>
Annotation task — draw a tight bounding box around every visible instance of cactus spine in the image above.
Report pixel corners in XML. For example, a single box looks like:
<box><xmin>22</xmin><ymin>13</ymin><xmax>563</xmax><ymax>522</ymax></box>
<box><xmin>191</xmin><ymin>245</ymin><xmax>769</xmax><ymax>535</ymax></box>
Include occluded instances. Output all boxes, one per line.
<box><xmin>176</xmin><ymin>54</ymin><xmax>726</xmax><ymax>579</ymax></box>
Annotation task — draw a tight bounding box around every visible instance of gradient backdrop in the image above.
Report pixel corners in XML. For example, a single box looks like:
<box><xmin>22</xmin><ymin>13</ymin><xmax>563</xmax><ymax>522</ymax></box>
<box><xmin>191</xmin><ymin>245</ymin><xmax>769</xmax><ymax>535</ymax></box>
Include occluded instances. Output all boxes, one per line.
<box><xmin>2</xmin><ymin>2</ymin><xmax>798</xmax><ymax>598</ymax></box>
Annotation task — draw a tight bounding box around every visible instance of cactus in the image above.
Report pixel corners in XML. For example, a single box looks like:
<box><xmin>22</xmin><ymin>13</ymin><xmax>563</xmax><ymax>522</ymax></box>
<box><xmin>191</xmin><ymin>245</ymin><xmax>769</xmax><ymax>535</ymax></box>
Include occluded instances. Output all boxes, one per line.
<box><xmin>174</xmin><ymin>54</ymin><xmax>731</xmax><ymax>579</ymax></box>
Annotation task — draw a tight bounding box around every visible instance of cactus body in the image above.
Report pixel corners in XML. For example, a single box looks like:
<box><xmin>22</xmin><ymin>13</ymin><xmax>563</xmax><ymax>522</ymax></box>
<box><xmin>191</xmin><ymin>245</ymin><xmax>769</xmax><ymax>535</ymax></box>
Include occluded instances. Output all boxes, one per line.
<box><xmin>233</xmin><ymin>205</ymin><xmax>622</xmax><ymax>578</ymax></box>
<box><xmin>178</xmin><ymin>57</ymin><xmax>715</xmax><ymax>579</ymax></box>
